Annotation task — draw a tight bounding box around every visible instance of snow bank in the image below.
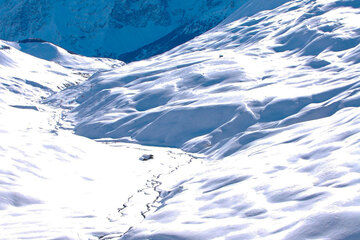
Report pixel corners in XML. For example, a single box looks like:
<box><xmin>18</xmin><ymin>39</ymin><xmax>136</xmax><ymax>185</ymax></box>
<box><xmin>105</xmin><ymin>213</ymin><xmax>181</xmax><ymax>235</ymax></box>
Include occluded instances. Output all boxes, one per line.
<box><xmin>122</xmin><ymin>106</ymin><xmax>360</xmax><ymax>239</ymax></box>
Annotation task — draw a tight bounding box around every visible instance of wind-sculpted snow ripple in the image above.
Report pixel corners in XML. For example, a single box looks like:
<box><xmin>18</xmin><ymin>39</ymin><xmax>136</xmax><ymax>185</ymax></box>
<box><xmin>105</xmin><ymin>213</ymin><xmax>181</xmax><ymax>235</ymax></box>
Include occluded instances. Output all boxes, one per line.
<box><xmin>2</xmin><ymin>0</ymin><xmax>360</xmax><ymax>239</ymax></box>
<box><xmin>122</xmin><ymin>106</ymin><xmax>360</xmax><ymax>240</ymax></box>
<box><xmin>59</xmin><ymin>0</ymin><xmax>360</xmax><ymax>162</ymax></box>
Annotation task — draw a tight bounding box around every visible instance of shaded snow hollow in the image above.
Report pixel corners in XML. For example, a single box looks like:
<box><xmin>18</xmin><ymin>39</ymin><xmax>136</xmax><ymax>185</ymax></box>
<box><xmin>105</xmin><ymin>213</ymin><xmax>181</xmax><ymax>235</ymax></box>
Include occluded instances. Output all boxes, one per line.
<box><xmin>1</xmin><ymin>0</ymin><xmax>360</xmax><ymax>239</ymax></box>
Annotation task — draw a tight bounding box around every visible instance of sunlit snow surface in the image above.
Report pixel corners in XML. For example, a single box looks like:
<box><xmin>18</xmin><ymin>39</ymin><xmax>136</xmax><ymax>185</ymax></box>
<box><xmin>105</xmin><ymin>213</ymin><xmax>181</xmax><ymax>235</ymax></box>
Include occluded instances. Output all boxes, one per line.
<box><xmin>0</xmin><ymin>40</ymin><xmax>194</xmax><ymax>239</ymax></box>
<box><xmin>2</xmin><ymin>0</ymin><xmax>360</xmax><ymax>239</ymax></box>
<box><xmin>63</xmin><ymin>0</ymin><xmax>360</xmax><ymax>158</ymax></box>
<box><xmin>16</xmin><ymin>40</ymin><xmax>125</xmax><ymax>71</ymax></box>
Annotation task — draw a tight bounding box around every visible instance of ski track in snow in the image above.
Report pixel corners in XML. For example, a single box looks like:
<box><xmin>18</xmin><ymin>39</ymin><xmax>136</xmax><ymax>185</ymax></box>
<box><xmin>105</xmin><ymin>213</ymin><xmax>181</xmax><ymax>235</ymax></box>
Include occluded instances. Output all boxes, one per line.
<box><xmin>0</xmin><ymin>78</ymin><xmax>196</xmax><ymax>239</ymax></box>
<box><xmin>98</xmin><ymin>148</ymin><xmax>198</xmax><ymax>240</ymax></box>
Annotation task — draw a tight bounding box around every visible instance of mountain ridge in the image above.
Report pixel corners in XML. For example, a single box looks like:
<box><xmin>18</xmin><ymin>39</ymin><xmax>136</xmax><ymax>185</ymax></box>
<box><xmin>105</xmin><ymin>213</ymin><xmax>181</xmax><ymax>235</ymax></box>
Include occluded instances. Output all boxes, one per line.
<box><xmin>0</xmin><ymin>0</ymin><xmax>243</xmax><ymax>62</ymax></box>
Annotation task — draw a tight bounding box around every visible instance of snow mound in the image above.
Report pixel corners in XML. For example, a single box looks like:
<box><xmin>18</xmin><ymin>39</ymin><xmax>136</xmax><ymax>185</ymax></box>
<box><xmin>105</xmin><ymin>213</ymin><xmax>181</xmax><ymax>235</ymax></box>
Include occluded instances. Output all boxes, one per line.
<box><xmin>17</xmin><ymin>39</ymin><xmax>124</xmax><ymax>70</ymax></box>
<box><xmin>0</xmin><ymin>40</ymin><xmax>82</xmax><ymax>104</ymax></box>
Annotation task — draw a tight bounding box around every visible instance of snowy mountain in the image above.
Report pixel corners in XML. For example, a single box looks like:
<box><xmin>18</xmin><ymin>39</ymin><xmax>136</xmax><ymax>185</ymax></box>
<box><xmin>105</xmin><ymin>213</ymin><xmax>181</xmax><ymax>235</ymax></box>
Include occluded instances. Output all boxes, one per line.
<box><xmin>0</xmin><ymin>0</ymin><xmax>242</xmax><ymax>62</ymax></box>
<box><xmin>57</xmin><ymin>0</ymin><xmax>360</xmax><ymax>159</ymax></box>
<box><xmin>2</xmin><ymin>0</ymin><xmax>360</xmax><ymax>239</ymax></box>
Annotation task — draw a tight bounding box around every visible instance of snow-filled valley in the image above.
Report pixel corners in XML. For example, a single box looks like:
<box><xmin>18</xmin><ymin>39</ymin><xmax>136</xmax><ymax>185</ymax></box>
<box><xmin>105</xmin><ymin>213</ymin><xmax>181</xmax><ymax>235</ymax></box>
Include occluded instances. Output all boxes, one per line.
<box><xmin>0</xmin><ymin>40</ymin><xmax>197</xmax><ymax>239</ymax></box>
<box><xmin>2</xmin><ymin>0</ymin><xmax>360</xmax><ymax>239</ymax></box>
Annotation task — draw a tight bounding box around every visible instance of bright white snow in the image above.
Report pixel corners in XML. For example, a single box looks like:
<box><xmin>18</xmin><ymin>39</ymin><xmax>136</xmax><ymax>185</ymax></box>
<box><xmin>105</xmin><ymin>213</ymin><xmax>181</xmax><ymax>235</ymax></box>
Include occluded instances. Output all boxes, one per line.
<box><xmin>1</xmin><ymin>0</ymin><xmax>360</xmax><ymax>239</ymax></box>
<box><xmin>0</xmin><ymin>40</ymin><xmax>194</xmax><ymax>239</ymax></box>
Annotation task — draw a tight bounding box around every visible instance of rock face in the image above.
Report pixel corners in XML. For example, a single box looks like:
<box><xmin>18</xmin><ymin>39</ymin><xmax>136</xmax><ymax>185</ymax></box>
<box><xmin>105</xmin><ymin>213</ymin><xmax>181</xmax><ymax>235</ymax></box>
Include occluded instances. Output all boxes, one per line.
<box><xmin>0</xmin><ymin>0</ymin><xmax>243</xmax><ymax>62</ymax></box>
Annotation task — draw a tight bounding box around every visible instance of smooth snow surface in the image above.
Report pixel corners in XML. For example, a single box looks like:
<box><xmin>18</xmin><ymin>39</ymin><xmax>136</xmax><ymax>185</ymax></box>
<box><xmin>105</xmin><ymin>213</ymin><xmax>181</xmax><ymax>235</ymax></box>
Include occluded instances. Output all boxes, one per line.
<box><xmin>2</xmin><ymin>0</ymin><xmax>360</xmax><ymax>239</ymax></box>
<box><xmin>17</xmin><ymin>40</ymin><xmax>125</xmax><ymax>71</ymax></box>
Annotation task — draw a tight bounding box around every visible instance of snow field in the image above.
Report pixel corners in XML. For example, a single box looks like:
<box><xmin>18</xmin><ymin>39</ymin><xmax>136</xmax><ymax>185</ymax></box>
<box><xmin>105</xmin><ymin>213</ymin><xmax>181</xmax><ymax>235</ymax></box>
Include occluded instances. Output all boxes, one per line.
<box><xmin>64</xmin><ymin>0</ymin><xmax>360</xmax><ymax>160</ymax></box>
<box><xmin>2</xmin><ymin>0</ymin><xmax>360</xmax><ymax>239</ymax></box>
<box><xmin>46</xmin><ymin>0</ymin><xmax>360</xmax><ymax>239</ymax></box>
<box><xmin>0</xmin><ymin>40</ymin><xmax>194</xmax><ymax>239</ymax></box>
<box><xmin>123</xmin><ymin>106</ymin><xmax>360</xmax><ymax>239</ymax></box>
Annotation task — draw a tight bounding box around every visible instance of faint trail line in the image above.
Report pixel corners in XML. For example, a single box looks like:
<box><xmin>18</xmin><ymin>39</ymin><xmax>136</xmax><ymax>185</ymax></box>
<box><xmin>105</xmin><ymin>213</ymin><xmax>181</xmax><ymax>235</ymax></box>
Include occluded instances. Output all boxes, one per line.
<box><xmin>99</xmin><ymin>153</ymin><xmax>198</xmax><ymax>240</ymax></box>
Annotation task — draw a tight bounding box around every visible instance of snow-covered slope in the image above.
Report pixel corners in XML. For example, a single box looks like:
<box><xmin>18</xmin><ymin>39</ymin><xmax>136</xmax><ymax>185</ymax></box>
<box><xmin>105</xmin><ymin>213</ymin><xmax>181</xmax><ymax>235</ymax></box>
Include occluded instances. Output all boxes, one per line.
<box><xmin>0</xmin><ymin>0</ymin><xmax>242</xmax><ymax>62</ymax></box>
<box><xmin>0</xmin><ymin>40</ymin><xmax>81</xmax><ymax>105</ymax></box>
<box><xmin>0</xmin><ymin>39</ymin><xmax>194</xmax><ymax>239</ymax></box>
<box><xmin>2</xmin><ymin>0</ymin><xmax>360</xmax><ymax>239</ymax></box>
<box><xmin>58</xmin><ymin>0</ymin><xmax>360</xmax><ymax>159</ymax></box>
<box><xmin>44</xmin><ymin>0</ymin><xmax>360</xmax><ymax>239</ymax></box>
<box><xmin>0</xmin><ymin>39</ymin><xmax>123</xmax><ymax>104</ymax></box>
<box><xmin>16</xmin><ymin>39</ymin><xmax>125</xmax><ymax>70</ymax></box>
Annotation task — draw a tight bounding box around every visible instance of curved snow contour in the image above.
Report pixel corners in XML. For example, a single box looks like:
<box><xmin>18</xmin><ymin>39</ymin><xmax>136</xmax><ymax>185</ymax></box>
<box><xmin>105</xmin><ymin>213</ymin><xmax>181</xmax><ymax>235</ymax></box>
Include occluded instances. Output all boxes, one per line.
<box><xmin>48</xmin><ymin>0</ymin><xmax>360</xmax><ymax>239</ymax></box>
<box><xmin>60</xmin><ymin>0</ymin><xmax>360</xmax><ymax>160</ymax></box>
<box><xmin>16</xmin><ymin>40</ymin><xmax>125</xmax><ymax>71</ymax></box>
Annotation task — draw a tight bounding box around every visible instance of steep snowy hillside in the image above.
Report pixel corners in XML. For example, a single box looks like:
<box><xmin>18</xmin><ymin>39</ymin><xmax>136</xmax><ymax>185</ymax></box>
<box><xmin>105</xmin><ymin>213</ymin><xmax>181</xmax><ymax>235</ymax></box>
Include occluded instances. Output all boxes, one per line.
<box><xmin>0</xmin><ymin>0</ymin><xmax>242</xmax><ymax>62</ymax></box>
<box><xmin>44</xmin><ymin>0</ymin><xmax>360</xmax><ymax>239</ymax></box>
<box><xmin>58</xmin><ymin>0</ymin><xmax>360</xmax><ymax>159</ymax></box>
